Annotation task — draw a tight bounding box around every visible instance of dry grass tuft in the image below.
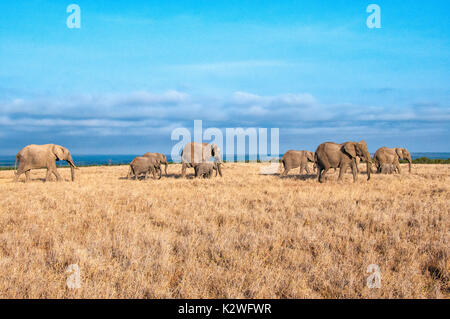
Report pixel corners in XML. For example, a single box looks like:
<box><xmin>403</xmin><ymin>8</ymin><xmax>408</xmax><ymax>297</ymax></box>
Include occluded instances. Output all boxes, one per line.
<box><xmin>0</xmin><ymin>163</ymin><xmax>448</xmax><ymax>298</ymax></box>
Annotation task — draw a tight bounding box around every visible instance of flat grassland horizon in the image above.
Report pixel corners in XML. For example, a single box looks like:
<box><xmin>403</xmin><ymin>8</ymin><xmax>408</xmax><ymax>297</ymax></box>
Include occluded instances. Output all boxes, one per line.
<box><xmin>0</xmin><ymin>163</ymin><xmax>448</xmax><ymax>298</ymax></box>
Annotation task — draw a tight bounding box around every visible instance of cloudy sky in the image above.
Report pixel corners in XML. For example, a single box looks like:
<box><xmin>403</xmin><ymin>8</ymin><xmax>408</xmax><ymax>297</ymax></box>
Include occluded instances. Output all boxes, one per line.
<box><xmin>0</xmin><ymin>0</ymin><xmax>449</xmax><ymax>155</ymax></box>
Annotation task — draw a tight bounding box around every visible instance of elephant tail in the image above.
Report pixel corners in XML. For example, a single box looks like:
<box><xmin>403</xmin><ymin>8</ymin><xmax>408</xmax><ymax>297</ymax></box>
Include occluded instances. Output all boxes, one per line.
<box><xmin>15</xmin><ymin>155</ymin><xmax>18</xmax><ymax>172</ymax></box>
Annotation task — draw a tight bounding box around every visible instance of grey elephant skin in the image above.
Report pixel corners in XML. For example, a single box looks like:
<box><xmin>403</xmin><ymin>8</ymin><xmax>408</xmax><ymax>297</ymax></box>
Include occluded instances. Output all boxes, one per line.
<box><xmin>280</xmin><ymin>150</ymin><xmax>315</xmax><ymax>176</ymax></box>
<box><xmin>380</xmin><ymin>163</ymin><xmax>396</xmax><ymax>174</ymax></box>
<box><xmin>127</xmin><ymin>156</ymin><xmax>161</xmax><ymax>180</ymax></box>
<box><xmin>194</xmin><ymin>162</ymin><xmax>221</xmax><ymax>178</ymax></box>
<box><xmin>143</xmin><ymin>152</ymin><xmax>168</xmax><ymax>175</ymax></box>
<box><xmin>315</xmin><ymin>140</ymin><xmax>372</xmax><ymax>183</ymax></box>
<box><xmin>373</xmin><ymin>147</ymin><xmax>412</xmax><ymax>174</ymax></box>
<box><xmin>181</xmin><ymin>142</ymin><xmax>222</xmax><ymax>178</ymax></box>
<box><xmin>14</xmin><ymin>144</ymin><xmax>77</xmax><ymax>182</ymax></box>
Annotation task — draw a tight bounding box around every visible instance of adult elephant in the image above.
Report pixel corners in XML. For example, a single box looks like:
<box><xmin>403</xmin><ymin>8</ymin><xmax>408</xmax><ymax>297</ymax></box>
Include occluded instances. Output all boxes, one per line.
<box><xmin>373</xmin><ymin>147</ymin><xmax>412</xmax><ymax>174</ymax></box>
<box><xmin>315</xmin><ymin>140</ymin><xmax>372</xmax><ymax>183</ymax></box>
<box><xmin>14</xmin><ymin>144</ymin><xmax>77</xmax><ymax>182</ymax></box>
<box><xmin>143</xmin><ymin>152</ymin><xmax>168</xmax><ymax>175</ymax></box>
<box><xmin>181</xmin><ymin>142</ymin><xmax>222</xmax><ymax>178</ymax></box>
<box><xmin>280</xmin><ymin>150</ymin><xmax>315</xmax><ymax>176</ymax></box>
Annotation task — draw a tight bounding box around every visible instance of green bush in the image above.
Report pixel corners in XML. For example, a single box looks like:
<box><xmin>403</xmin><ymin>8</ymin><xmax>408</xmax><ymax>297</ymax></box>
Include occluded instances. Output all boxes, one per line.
<box><xmin>400</xmin><ymin>157</ymin><xmax>450</xmax><ymax>164</ymax></box>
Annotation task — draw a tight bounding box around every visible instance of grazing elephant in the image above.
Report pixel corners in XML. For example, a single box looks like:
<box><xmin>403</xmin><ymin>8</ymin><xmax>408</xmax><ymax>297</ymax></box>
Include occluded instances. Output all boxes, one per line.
<box><xmin>127</xmin><ymin>156</ymin><xmax>161</xmax><ymax>180</ymax></box>
<box><xmin>373</xmin><ymin>147</ymin><xmax>412</xmax><ymax>174</ymax></box>
<box><xmin>143</xmin><ymin>152</ymin><xmax>168</xmax><ymax>175</ymax></box>
<box><xmin>194</xmin><ymin>162</ymin><xmax>221</xmax><ymax>178</ymax></box>
<box><xmin>315</xmin><ymin>140</ymin><xmax>372</xmax><ymax>183</ymax></box>
<box><xmin>181</xmin><ymin>142</ymin><xmax>222</xmax><ymax>178</ymax></box>
<box><xmin>280</xmin><ymin>150</ymin><xmax>315</xmax><ymax>176</ymax></box>
<box><xmin>14</xmin><ymin>144</ymin><xmax>77</xmax><ymax>182</ymax></box>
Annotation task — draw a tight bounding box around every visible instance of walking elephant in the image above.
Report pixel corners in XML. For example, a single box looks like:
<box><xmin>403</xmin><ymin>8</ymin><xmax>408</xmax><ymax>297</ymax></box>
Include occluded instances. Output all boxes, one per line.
<box><xmin>380</xmin><ymin>163</ymin><xmax>395</xmax><ymax>174</ymax></box>
<box><xmin>280</xmin><ymin>150</ymin><xmax>315</xmax><ymax>176</ymax></box>
<box><xmin>14</xmin><ymin>144</ymin><xmax>77</xmax><ymax>182</ymax></box>
<box><xmin>315</xmin><ymin>140</ymin><xmax>372</xmax><ymax>183</ymax></box>
<box><xmin>143</xmin><ymin>152</ymin><xmax>168</xmax><ymax>175</ymax></box>
<box><xmin>181</xmin><ymin>142</ymin><xmax>222</xmax><ymax>178</ymax></box>
<box><xmin>127</xmin><ymin>156</ymin><xmax>161</xmax><ymax>180</ymax></box>
<box><xmin>373</xmin><ymin>147</ymin><xmax>412</xmax><ymax>174</ymax></box>
<box><xmin>194</xmin><ymin>162</ymin><xmax>221</xmax><ymax>178</ymax></box>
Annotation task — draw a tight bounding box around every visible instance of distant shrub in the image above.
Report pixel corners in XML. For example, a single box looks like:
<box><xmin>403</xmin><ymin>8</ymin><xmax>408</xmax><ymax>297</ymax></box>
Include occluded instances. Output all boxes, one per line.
<box><xmin>400</xmin><ymin>157</ymin><xmax>450</xmax><ymax>164</ymax></box>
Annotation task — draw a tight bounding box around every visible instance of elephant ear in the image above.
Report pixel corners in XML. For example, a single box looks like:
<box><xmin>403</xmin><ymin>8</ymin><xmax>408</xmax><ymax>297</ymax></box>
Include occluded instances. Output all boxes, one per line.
<box><xmin>395</xmin><ymin>148</ymin><xmax>403</xmax><ymax>159</ymax></box>
<box><xmin>52</xmin><ymin>145</ymin><xmax>65</xmax><ymax>161</ymax></box>
<box><xmin>211</xmin><ymin>144</ymin><xmax>222</xmax><ymax>162</ymax></box>
<box><xmin>343</xmin><ymin>142</ymin><xmax>357</xmax><ymax>158</ymax></box>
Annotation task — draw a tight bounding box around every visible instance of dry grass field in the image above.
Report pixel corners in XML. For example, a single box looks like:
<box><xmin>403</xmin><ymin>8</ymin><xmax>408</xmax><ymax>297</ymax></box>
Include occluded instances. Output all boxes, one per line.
<box><xmin>0</xmin><ymin>163</ymin><xmax>448</xmax><ymax>298</ymax></box>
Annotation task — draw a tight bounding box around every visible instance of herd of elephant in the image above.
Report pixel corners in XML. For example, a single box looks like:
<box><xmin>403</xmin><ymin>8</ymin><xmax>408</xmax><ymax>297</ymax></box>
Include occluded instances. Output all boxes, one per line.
<box><xmin>12</xmin><ymin>140</ymin><xmax>412</xmax><ymax>183</ymax></box>
<box><xmin>281</xmin><ymin>140</ymin><xmax>411</xmax><ymax>183</ymax></box>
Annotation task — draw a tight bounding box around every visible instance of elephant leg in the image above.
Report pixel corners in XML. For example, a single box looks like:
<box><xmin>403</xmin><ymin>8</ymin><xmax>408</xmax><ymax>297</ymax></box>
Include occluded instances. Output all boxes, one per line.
<box><xmin>351</xmin><ymin>162</ymin><xmax>358</xmax><ymax>182</ymax></box>
<box><xmin>338</xmin><ymin>163</ymin><xmax>349</xmax><ymax>181</ymax></box>
<box><xmin>305</xmin><ymin>164</ymin><xmax>311</xmax><ymax>174</ymax></box>
<box><xmin>165</xmin><ymin>163</ymin><xmax>168</xmax><ymax>175</ymax></box>
<box><xmin>45</xmin><ymin>169</ymin><xmax>52</xmax><ymax>182</ymax></box>
<box><xmin>52</xmin><ymin>169</ymin><xmax>63</xmax><ymax>182</ymax></box>
<box><xmin>181</xmin><ymin>163</ymin><xmax>188</xmax><ymax>178</ymax></box>
<box><xmin>395</xmin><ymin>162</ymin><xmax>401</xmax><ymax>174</ymax></box>
<box><xmin>282</xmin><ymin>167</ymin><xmax>289</xmax><ymax>176</ymax></box>
<box><xmin>299</xmin><ymin>165</ymin><xmax>305</xmax><ymax>175</ymax></box>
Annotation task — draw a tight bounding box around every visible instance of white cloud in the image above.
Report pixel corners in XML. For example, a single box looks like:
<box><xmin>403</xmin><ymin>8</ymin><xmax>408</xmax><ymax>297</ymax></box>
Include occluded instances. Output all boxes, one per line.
<box><xmin>0</xmin><ymin>90</ymin><xmax>448</xmax><ymax>139</ymax></box>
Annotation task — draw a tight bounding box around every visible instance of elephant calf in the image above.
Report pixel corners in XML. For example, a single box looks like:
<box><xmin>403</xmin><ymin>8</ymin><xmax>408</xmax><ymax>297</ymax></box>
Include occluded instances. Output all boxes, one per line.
<box><xmin>194</xmin><ymin>162</ymin><xmax>221</xmax><ymax>178</ymax></box>
<box><xmin>280</xmin><ymin>150</ymin><xmax>315</xmax><ymax>176</ymax></box>
<box><xmin>127</xmin><ymin>157</ymin><xmax>161</xmax><ymax>180</ymax></box>
<box><xmin>380</xmin><ymin>163</ymin><xmax>396</xmax><ymax>174</ymax></box>
<box><xmin>143</xmin><ymin>152</ymin><xmax>168</xmax><ymax>175</ymax></box>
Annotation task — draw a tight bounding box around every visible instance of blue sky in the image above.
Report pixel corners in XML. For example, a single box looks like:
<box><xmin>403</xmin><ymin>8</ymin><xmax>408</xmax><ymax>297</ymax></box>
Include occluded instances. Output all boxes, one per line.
<box><xmin>0</xmin><ymin>0</ymin><xmax>449</xmax><ymax>155</ymax></box>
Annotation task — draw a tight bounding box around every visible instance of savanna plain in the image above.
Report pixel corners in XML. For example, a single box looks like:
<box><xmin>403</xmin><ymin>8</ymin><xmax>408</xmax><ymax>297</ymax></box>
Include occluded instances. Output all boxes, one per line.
<box><xmin>0</xmin><ymin>163</ymin><xmax>448</xmax><ymax>298</ymax></box>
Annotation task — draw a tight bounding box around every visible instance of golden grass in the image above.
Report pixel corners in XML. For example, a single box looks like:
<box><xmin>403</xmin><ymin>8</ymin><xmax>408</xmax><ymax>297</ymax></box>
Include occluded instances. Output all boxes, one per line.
<box><xmin>0</xmin><ymin>163</ymin><xmax>448</xmax><ymax>298</ymax></box>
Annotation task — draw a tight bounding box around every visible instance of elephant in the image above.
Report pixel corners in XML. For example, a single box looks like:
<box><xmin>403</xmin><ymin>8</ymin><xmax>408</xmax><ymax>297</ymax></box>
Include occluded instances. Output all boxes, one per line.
<box><xmin>380</xmin><ymin>163</ymin><xmax>395</xmax><ymax>174</ymax></box>
<box><xmin>143</xmin><ymin>152</ymin><xmax>168</xmax><ymax>175</ymax></box>
<box><xmin>14</xmin><ymin>144</ymin><xmax>77</xmax><ymax>182</ymax></box>
<box><xmin>181</xmin><ymin>142</ymin><xmax>222</xmax><ymax>178</ymax></box>
<box><xmin>373</xmin><ymin>147</ymin><xmax>412</xmax><ymax>174</ymax></box>
<box><xmin>194</xmin><ymin>162</ymin><xmax>221</xmax><ymax>178</ymax></box>
<box><xmin>127</xmin><ymin>156</ymin><xmax>162</xmax><ymax>180</ymax></box>
<box><xmin>280</xmin><ymin>150</ymin><xmax>315</xmax><ymax>176</ymax></box>
<box><xmin>315</xmin><ymin>140</ymin><xmax>372</xmax><ymax>183</ymax></box>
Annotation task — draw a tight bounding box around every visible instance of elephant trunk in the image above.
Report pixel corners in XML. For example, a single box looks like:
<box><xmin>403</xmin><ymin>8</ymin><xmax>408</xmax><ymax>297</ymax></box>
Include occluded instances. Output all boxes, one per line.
<box><xmin>67</xmin><ymin>154</ymin><xmax>76</xmax><ymax>181</ymax></box>
<box><xmin>217</xmin><ymin>163</ymin><xmax>223</xmax><ymax>177</ymax></box>
<box><xmin>407</xmin><ymin>156</ymin><xmax>412</xmax><ymax>173</ymax></box>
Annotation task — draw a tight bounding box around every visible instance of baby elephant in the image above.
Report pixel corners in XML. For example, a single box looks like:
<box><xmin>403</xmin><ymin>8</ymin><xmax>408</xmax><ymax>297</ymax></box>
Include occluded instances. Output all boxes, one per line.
<box><xmin>127</xmin><ymin>156</ymin><xmax>162</xmax><ymax>180</ymax></box>
<box><xmin>380</xmin><ymin>163</ymin><xmax>395</xmax><ymax>174</ymax></box>
<box><xmin>194</xmin><ymin>162</ymin><xmax>221</xmax><ymax>178</ymax></box>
